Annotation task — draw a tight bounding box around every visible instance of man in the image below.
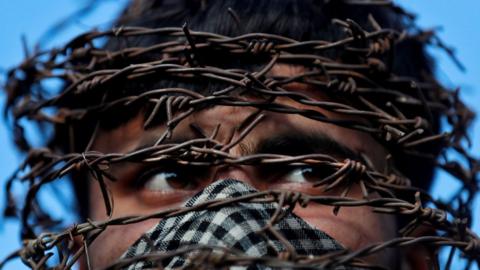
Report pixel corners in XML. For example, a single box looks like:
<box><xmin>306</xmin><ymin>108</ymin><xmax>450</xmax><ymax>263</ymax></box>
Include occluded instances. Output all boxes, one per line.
<box><xmin>2</xmin><ymin>0</ymin><xmax>478</xmax><ymax>270</ymax></box>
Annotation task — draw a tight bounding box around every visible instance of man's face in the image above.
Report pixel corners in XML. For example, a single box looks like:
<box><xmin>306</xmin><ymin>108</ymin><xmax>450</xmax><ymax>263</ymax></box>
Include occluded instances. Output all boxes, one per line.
<box><xmin>85</xmin><ymin>65</ymin><xmax>398</xmax><ymax>269</ymax></box>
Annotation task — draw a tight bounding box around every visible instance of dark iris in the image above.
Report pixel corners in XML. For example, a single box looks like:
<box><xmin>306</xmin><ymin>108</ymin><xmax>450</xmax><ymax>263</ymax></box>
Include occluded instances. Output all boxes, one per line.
<box><xmin>136</xmin><ymin>164</ymin><xmax>209</xmax><ymax>192</ymax></box>
<box><xmin>258</xmin><ymin>164</ymin><xmax>336</xmax><ymax>184</ymax></box>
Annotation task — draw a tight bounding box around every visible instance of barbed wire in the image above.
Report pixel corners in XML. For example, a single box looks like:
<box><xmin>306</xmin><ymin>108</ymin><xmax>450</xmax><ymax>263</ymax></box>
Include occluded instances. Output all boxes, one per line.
<box><xmin>1</xmin><ymin>1</ymin><xmax>479</xmax><ymax>269</ymax></box>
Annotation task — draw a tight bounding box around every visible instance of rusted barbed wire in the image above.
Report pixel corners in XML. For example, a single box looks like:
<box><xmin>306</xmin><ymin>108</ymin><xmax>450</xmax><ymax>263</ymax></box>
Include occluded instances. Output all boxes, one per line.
<box><xmin>1</xmin><ymin>0</ymin><xmax>479</xmax><ymax>269</ymax></box>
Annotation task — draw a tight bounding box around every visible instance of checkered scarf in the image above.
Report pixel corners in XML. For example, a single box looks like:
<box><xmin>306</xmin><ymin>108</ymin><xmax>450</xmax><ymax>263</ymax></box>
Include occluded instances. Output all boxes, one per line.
<box><xmin>121</xmin><ymin>179</ymin><xmax>353</xmax><ymax>269</ymax></box>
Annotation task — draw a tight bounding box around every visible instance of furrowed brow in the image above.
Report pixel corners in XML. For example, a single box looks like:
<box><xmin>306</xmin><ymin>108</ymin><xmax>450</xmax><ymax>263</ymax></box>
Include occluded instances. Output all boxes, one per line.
<box><xmin>253</xmin><ymin>131</ymin><xmax>361</xmax><ymax>161</ymax></box>
<box><xmin>131</xmin><ymin>135</ymin><xmax>196</xmax><ymax>154</ymax></box>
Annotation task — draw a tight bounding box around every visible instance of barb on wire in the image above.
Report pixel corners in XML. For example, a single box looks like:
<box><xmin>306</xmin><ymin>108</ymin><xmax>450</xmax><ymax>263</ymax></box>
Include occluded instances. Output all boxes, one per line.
<box><xmin>1</xmin><ymin>1</ymin><xmax>478</xmax><ymax>270</ymax></box>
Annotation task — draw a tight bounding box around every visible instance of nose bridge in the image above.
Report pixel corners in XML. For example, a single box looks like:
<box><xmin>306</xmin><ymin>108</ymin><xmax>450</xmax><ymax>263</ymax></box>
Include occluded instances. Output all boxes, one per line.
<box><xmin>197</xmin><ymin>105</ymin><xmax>261</xmax><ymax>188</ymax></box>
<box><xmin>212</xmin><ymin>165</ymin><xmax>255</xmax><ymax>187</ymax></box>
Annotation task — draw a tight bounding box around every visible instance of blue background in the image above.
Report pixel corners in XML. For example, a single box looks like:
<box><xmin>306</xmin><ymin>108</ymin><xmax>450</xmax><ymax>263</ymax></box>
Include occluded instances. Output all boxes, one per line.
<box><xmin>0</xmin><ymin>1</ymin><xmax>478</xmax><ymax>269</ymax></box>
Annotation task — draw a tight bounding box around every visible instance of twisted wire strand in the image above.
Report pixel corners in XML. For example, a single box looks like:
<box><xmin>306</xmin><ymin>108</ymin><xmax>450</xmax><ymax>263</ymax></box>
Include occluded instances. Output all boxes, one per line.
<box><xmin>1</xmin><ymin>3</ymin><xmax>479</xmax><ymax>269</ymax></box>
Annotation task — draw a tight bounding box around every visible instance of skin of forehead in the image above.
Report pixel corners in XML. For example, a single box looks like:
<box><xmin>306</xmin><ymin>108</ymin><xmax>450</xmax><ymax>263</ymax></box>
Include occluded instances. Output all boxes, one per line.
<box><xmin>94</xmin><ymin>64</ymin><xmax>389</xmax><ymax>168</ymax></box>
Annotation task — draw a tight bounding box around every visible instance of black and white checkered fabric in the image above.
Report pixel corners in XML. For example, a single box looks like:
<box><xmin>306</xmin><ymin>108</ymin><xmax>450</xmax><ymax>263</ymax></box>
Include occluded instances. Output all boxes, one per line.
<box><xmin>121</xmin><ymin>179</ymin><xmax>350</xmax><ymax>269</ymax></box>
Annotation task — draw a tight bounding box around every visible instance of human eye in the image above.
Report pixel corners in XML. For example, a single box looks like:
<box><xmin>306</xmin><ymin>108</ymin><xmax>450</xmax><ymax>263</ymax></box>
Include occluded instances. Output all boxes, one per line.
<box><xmin>281</xmin><ymin>166</ymin><xmax>331</xmax><ymax>184</ymax></box>
<box><xmin>137</xmin><ymin>167</ymin><xmax>199</xmax><ymax>193</ymax></box>
<box><xmin>133</xmin><ymin>165</ymin><xmax>208</xmax><ymax>205</ymax></box>
<box><xmin>265</xmin><ymin>165</ymin><xmax>337</xmax><ymax>194</ymax></box>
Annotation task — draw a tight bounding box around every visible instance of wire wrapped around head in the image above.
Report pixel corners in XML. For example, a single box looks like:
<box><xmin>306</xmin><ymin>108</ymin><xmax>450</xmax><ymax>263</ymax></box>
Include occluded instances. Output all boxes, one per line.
<box><xmin>1</xmin><ymin>0</ymin><xmax>479</xmax><ymax>269</ymax></box>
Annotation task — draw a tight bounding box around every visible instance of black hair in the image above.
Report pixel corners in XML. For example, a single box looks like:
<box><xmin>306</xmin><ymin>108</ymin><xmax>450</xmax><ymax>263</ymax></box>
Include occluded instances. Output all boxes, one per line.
<box><xmin>62</xmin><ymin>0</ymin><xmax>439</xmax><ymax>220</ymax></box>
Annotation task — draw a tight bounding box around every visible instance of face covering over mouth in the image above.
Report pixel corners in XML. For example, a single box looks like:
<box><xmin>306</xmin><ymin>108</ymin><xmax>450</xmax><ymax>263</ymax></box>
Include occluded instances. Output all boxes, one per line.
<box><xmin>120</xmin><ymin>179</ymin><xmax>358</xmax><ymax>270</ymax></box>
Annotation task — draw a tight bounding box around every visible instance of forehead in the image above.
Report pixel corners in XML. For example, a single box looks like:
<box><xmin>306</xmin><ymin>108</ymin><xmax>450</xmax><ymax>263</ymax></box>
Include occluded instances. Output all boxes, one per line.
<box><xmin>93</xmin><ymin>63</ymin><xmax>388</xmax><ymax>169</ymax></box>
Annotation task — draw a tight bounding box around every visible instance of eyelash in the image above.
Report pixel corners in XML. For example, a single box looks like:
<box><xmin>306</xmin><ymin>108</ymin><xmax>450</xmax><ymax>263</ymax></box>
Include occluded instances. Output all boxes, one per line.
<box><xmin>134</xmin><ymin>163</ymin><xmax>336</xmax><ymax>193</ymax></box>
<box><xmin>260</xmin><ymin>164</ymin><xmax>335</xmax><ymax>184</ymax></box>
<box><xmin>134</xmin><ymin>163</ymin><xmax>208</xmax><ymax>192</ymax></box>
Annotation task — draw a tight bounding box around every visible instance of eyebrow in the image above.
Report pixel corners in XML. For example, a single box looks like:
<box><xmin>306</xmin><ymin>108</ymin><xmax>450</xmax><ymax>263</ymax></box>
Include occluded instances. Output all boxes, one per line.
<box><xmin>251</xmin><ymin>131</ymin><xmax>361</xmax><ymax>161</ymax></box>
<box><xmin>131</xmin><ymin>129</ymin><xmax>360</xmax><ymax>163</ymax></box>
